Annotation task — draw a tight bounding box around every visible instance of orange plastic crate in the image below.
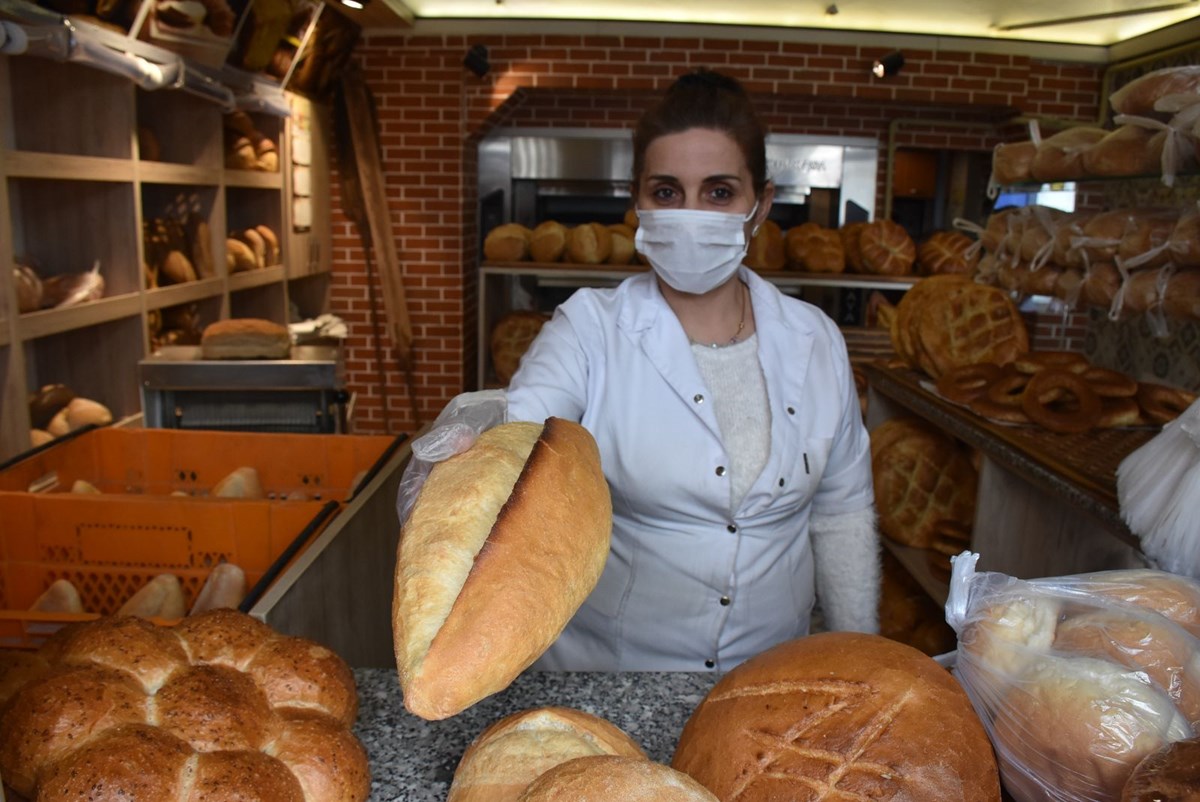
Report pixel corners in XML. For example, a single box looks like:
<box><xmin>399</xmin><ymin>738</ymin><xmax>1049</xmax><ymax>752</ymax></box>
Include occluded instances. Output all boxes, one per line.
<box><xmin>0</xmin><ymin>428</ymin><xmax>401</xmax><ymax>500</ymax></box>
<box><xmin>0</xmin><ymin>492</ymin><xmax>340</xmax><ymax>649</ymax></box>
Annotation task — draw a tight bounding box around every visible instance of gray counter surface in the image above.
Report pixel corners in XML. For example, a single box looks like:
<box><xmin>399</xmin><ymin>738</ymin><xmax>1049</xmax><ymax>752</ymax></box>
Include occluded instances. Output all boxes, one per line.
<box><xmin>351</xmin><ymin>668</ymin><xmax>720</xmax><ymax>802</ymax></box>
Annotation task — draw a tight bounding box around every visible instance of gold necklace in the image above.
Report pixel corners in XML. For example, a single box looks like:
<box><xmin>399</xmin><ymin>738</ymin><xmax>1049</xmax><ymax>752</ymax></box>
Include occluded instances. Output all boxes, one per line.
<box><xmin>705</xmin><ymin>281</ymin><xmax>748</xmax><ymax>349</ymax></box>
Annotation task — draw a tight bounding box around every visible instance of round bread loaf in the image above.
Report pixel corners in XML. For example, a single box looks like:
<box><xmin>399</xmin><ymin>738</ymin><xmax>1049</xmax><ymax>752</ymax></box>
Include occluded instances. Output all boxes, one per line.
<box><xmin>519</xmin><ymin>756</ymin><xmax>717</xmax><ymax>802</ymax></box>
<box><xmin>0</xmin><ymin>610</ymin><xmax>366</xmax><ymax>801</ymax></box>
<box><xmin>490</xmin><ymin>311</ymin><xmax>550</xmax><ymax>385</ymax></box>
<box><xmin>839</xmin><ymin>221</ymin><xmax>868</xmax><ymax>272</ymax></box>
<box><xmin>1121</xmin><ymin>736</ymin><xmax>1200</xmax><ymax>802</ymax></box>
<box><xmin>917</xmin><ymin>230</ymin><xmax>977</xmax><ymax>276</ymax></box>
<box><xmin>484</xmin><ymin>223</ymin><xmax>533</xmax><ymax>262</ymax></box>
<box><xmin>743</xmin><ymin>220</ymin><xmax>785</xmax><ymax>270</ymax></box>
<box><xmin>567</xmin><ymin>222</ymin><xmax>613</xmax><ymax>264</ymax></box>
<box><xmin>992</xmin><ymin>140</ymin><xmax>1037</xmax><ymax>185</ymax></box>
<box><xmin>671</xmin><ymin>632</ymin><xmax>1000</xmax><ymax>801</ymax></box>
<box><xmin>530</xmin><ymin>221</ymin><xmax>568</xmax><ymax>263</ymax></box>
<box><xmin>859</xmin><ymin>219</ymin><xmax>915</xmax><ymax>275</ymax></box>
<box><xmin>448</xmin><ymin>706</ymin><xmax>646</xmax><ymax>802</ymax></box>
<box><xmin>607</xmin><ymin>223</ymin><xmax>636</xmax><ymax>265</ymax></box>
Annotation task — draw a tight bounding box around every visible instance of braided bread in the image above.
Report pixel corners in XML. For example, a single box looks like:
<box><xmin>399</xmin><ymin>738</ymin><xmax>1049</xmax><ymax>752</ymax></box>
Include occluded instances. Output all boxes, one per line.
<box><xmin>0</xmin><ymin>611</ymin><xmax>368</xmax><ymax>802</ymax></box>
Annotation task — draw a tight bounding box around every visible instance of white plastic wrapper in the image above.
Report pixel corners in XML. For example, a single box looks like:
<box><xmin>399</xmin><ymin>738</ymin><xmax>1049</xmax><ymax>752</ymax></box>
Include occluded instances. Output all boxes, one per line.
<box><xmin>945</xmin><ymin>553</ymin><xmax>1200</xmax><ymax>802</ymax></box>
<box><xmin>395</xmin><ymin>389</ymin><xmax>507</xmax><ymax>528</ymax></box>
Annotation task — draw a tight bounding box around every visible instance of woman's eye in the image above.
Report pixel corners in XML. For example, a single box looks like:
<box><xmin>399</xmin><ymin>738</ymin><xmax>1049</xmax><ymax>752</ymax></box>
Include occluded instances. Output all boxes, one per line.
<box><xmin>651</xmin><ymin>186</ymin><xmax>677</xmax><ymax>203</ymax></box>
<box><xmin>709</xmin><ymin>186</ymin><xmax>734</xmax><ymax>202</ymax></box>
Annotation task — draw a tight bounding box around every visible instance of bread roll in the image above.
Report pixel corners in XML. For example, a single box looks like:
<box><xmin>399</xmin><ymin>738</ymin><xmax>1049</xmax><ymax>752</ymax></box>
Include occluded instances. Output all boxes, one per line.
<box><xmin>743</xmin><ymin>219</ymin><xmax>785</xmax><ymax>270</ymax></box>
<box><xmin>161</xmin><ymin>249</ymin><xmax>198</xmax><ymax>284</ymax></box>
<box><xmin>994</xmin><ymin>655</ymin><xmax>1191</xmax><ymax>802</ymax></box>
<box><xmin>992</xmin><ymin>139</ymin><xmax>1037</xmax><ymax>185</ymax></box>
<box><xmin>226</xmin><ymin>237</ymin><xmax>258</xmax><ymax>273</ymax></box>
<box><xmin>71</xmin><ymin>478</ymin><xmax>102</xmax><ymax>494</ymax></box>
<box><xmin>51</xmin><ymin>615</ymin><xmax>188</xmax><ymax>689</ymax></box>
<box><xmin>393</xmin><ymin>418</ymin><xmax>612</xmax><ymax>720</ymax></box>
<box><xmin>189</xmin><ymin>748</ymin><xmax>306</xmax><ymax>802</ymax></box>
<box><xmin>65</xmin><ymin>396</ymin><xmax>113</xmax><ymax>430</ymax></box>
<box><xmin>246</xmin><ymin>635</ymin><xmax>359</xmax><ymax>727</ymax></box>
<box><xmin>157</xmin><ymin>663</ymin><xmax>277</xmax><ymax>751</ymax></box>
<box><xmin>29</xmin><ymin>383</ymin><xmax>75</xmax><ymax>429</ymax></box>
<box><xmin>1082</xmin><ymin>124</ymin><xmax>1164</xmax><ymax>177</ymax></box>
<box><xmin>1031</xmin><ymin>126</ymin><xmax>1109</xmax><ymax>180</ymax></box>
<box><xmin>46</xmin><ymin>406</ymin><xmax>71</xmax><ymax>437</ymax></box>
<box><xmin>1110</xmin><ymin>66</ymin><xmax>1200</xmax><ymax>116</ymax></box>
<box><xmin>173</xmin><ymin>608</ymin><xmax>278</xmax><ymax>670</ymax></box>
<box><xmin>1121</xmin><ymin>737</ymin><xmax>1200</xmax><ymax>802</ymax></box>
<box><xmin>530</xmin><ymin>221</ymin><xmax>568</xmax><ymax>263</ymax></box>
<box><xmin>35</xmin><ymin>724</ymin><xmax>194</xmax><ymax>802</ymax></box>
<box><xmin>30</xmin><ymin>579</ymin><xmax>84</xmax><ymax>614</ymax></box>
<box><xmin>14</xmin><ymin>263</ymin><xmax>43</xmax><ymax>313</ymax></box>
<box><xmin>190</xmin><ymin>562</ymin><xmax>246</xmax><ymax>615</ymax></box>
<box><xmin>201</xmin><ymin>319</ymin><xmax>291</xmax><ymax>359</ymax></box>
<box><xmin>449</xmin><ymin>707</ymin><xmax>646</xmax><ymax>802</ymax></box>
<box><xmin>212</xmin><ymin>466</ymin><xmax>265</xmax><ymax>498</ymax></box>
<box><xmin>272</xmin><ymin>710</ymin><xmax>372</xmax><ymax>802</ymax></box>
<box><xmin>484</xmin><ymin>223</ymin><xmax>533</xmax><ymax>262</ymax></box>
<box><xmin>606</xmin><ymin>223</ymin><xmax>636</xmax><ymax>265</ymax></box>
<box><xmin>671</xmin><ymin>632</ymin><xmax>1001</xmax><ymax>801</ymax></box>
<box><xmin>254</xmin><ymin>224</ymin><xmax>280</xmax><ymax>265</ymax></box>
<box><xmin>566</xmin><ymin>222</ymin><xmax>613</xmax><ymax>264</ymax></box>
<box><xmin>118</xmin><ymin>574</ymin><xmax>187</xmax><ymax>619</ymax></box>
<box><xmin>238</xmin><ymin>228</ymin><xmax>267</xmax><ymax>269</ymax></box>
<box><xmin>1074</xmin><ymin>568</ymin><xmax>1200</xmax><ymax>638</ymax></box>
<box><xmin>519</xmin><ymin>756</ymin><xmax>717</xmax><ymax>802</ymax></box>
<box><xmin>959</xmin><ymin>592</ymin><xmax>1061</xmax><ymax>678</ymax></box>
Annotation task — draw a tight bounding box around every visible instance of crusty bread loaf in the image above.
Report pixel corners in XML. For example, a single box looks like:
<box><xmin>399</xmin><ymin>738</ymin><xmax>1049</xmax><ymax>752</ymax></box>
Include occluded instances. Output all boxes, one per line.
<box><xmin>1122</xmin><ymin>737</ymin><xmax>1200</xmax><ymax>802</ymax></box>
<box><xmin>671</xmin><ymin>632</ymin><xmax>1001</xmax><ymax>801</ymax></box>
<box><xmin>201</xmin><ymin>318</ymin><xmax>291</xmax><ymax>359</ymax></box>
<box><xmin>449</xmin><ymin>707</ymin><xmax>646</xmax><ymax>802</ymax></box>
<box><xmin>1082</xmin><ymin>124</ymin><xmax>1165</xmax><ymax>177</ymax></box>
<box><xmin>606</xmin><ymin>223</ymin><xmax>636</xmax><ymax>265</ymax></box>
<box><xmin>743</xmin><ymin>220</ymin><xmax>785</xmax><ymax>270</ymax></box>
<box><xmin>519</xmin><ymin>756</ymin><xmax>718</xmax><ymax>802</ymax></box>
<box><xmin>0</xmin><ymin>610</ymin><xmax>365</xmax><ymax>801</ymax></box>
<box><xmin>859</xmin><ymin>219</ymin><xmax>915</xmax><ymax>275</ymax></box>
<box><xmin>490</xmin><ymin>311</ymin><xmax>550</xmax><ymax>386</ymax></box>
<box><xmin>1031</xmin><ymin>126</ymin><xmax>1109</xmax><ymax>180</ymax></box>
<box><xmin>530</xmin><ymin>221</ymin><xmax>568</xmax><ymax>263</ymax></box>
<box><xmin>1076</xmin><ymin>568</ymin><xmax>1200</xmax><ymax>638</ymax></box>
<box><xmin>484</xmin><ymin>223</ymin><xmax>533</xmax><ymax>262</ymax></box>
<box><xmin>566</xmin><ymin>222</ymin><xmax>613</xmax><ymax>265</ymax></box>
<box><xmin>992</xmin><ymin>140</ymin><xmax>1037</xmax><ymax>185</ymax></box>
<box><xmin>1110</xmin><ymin>66</ymin><xmax>1200</xmax><ymax>116</ymax></box>
<box><xmin>393</xmin><ymin>418</ymin><xmax>612</xmax><ymax>720</ymax></box>
<box><xmin>917</xmin><ymin>230</ymin><xmax>977</xmax><ymax>276</ymax></box>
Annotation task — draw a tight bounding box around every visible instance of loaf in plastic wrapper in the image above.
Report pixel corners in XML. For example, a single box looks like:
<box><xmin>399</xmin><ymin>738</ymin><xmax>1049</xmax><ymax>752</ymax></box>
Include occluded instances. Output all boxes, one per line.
<box><xmin>945</xmin><ymin>552</ymin><xmax>1200</xmax><ymax>802</ymax></box>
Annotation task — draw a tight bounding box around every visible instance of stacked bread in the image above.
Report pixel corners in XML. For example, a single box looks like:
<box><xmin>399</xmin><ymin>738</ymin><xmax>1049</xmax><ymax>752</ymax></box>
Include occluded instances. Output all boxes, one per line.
<box><xmin>951</xmin><ymin>566</ymin><xmax>1200</xmax><ymax>801</ymax></box>
<box><xmin>671</xmin><ymin>632</ymin><xmax>1001</xmax><ymax>800</ymax></box>
<box><xmin>27</xmin><ymin>382</ymin><xmax>113</xmax><ymax>448</ymax></box>
<box><xmin>971</xmin><ymin>202</ymin><xmax>1200</xmax><ymax>326</ymax></box>
<box><xmin>0</xmin><ymin>610</ymin><xmax>368</xmax><ymax>802</ymax></box>
<box><xmin>482</xmin><ymin>218</ymin><xmax>639</xmax><ymax>266</ymax></box>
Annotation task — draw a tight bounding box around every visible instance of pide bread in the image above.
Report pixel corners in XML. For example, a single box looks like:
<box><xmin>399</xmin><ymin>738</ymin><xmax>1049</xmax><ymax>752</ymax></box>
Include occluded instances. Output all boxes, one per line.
<box><xmin>393</xmin><ymin>418</ymin><xmax>612</xmax><ymax>720</ymax></box>
<box><xmin>519</xmin><ymin>756</ymin><xmax>718</xmax><ymax>802</ymax></box>
<box><xmin>201</xmin><ymin>318</ymin><xmax>291</xmax><ymax>359</ymax></box>
<box><xmin>671</xmin><ymin>632</ymin><xmax>1000</xmax><ymax>801</ymax></box>
<box><xmin>0</xmin><ymin>610</ymin><xmax>366</xmax><ymax>802</ymax></box>
<box><xmin>448</xmin><ymin>706</ymin><xmax>646</xmax><ymax>802</ymax></box>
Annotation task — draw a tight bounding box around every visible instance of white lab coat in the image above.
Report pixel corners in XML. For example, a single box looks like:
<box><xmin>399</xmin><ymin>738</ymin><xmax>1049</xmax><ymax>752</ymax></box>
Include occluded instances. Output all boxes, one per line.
<box><xmin>506</xmin><ymin>267</ymin><xmax>873</xmax><ymax>672</ymax></box>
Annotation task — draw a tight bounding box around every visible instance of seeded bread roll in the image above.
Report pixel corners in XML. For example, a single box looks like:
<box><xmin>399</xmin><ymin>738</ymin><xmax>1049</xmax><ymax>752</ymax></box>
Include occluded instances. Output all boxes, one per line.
<box><xmin>393</xmin><ymin>418</ymin><xmax>612</xmax><ymax>720</ymax></box>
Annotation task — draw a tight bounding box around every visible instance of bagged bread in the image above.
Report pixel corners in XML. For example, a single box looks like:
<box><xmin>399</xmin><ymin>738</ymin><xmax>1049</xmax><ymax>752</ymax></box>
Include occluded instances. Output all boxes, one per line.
<box><xmin>1110</xmin><ymin>66</ymin><xmax>1200</xmax><ymax>116</ymax></box>
<box><xmin>449</xmin><ymin>707</ymin><xmax>646</xmax><ymax>802</ymax></box>
<box><xmin>393</xmin><ymin>418</ymin><xmax>612</xmax><ymax>720</ymax></box>
<box><xmin>1031</xmin><ymin>126</ymin><xmax>1109</xmax><ymax>181</ymax></box>
<box><xmin>947</xmin><ymin>554</ymin><xmax>1200</xmax><ymax>802</ymax></box>
<box><xmin>671</xmin><ymin>632</ymin><xmax>1000</xmax><ymax>801</ymax></box>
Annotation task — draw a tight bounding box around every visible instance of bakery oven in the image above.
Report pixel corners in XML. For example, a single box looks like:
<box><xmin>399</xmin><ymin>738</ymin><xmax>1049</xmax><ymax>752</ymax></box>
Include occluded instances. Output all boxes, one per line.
<box><xmin>478</xmin><ymin>128</ymin><xmax>879</xmax><ymax>238</ymax></box>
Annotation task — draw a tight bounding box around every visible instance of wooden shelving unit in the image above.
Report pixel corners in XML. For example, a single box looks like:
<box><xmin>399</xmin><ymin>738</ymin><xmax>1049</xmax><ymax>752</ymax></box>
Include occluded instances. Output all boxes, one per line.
<box><xmin>0</xmin><ymin>55</ymin><xmax>333</xmax><ymax>461</ymax></box>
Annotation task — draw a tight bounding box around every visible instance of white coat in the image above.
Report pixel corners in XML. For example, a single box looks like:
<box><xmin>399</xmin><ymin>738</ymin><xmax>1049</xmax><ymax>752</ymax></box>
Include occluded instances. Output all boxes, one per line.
<box><xmin>506</xmin><ymin>266</ymin><xmax>874</xmax><ymax>672</ymax></box>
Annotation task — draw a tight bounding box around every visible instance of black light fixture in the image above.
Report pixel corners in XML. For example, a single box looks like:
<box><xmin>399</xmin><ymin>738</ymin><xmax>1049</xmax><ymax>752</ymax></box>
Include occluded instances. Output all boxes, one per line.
<box><xmin>872</xmin><ymin>50</ymin><xmax>905</xmax><ymax>78</ymax></box>
<box><xmin>464</xmin><ymin>44</ymin><xmax>490</xmax><ymax>78</ymax></box>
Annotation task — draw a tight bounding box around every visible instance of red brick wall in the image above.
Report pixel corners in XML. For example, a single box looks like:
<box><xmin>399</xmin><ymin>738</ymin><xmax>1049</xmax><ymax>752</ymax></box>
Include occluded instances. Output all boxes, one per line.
<box><xmin>332</xmin><ymin>32</ymin><xmax>1104</xmax><ymax>435</ymax></box>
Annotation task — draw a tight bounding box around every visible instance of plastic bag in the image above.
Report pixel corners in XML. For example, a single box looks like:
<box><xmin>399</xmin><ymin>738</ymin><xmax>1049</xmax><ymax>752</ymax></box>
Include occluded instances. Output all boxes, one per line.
<box><xmin>395</xmin><ymin>389</ymin><xmax>507</xmax><ymax>528</ymax></box>
<box><xmin>945</xmin><ymin>553</ymin><xmax>1200</xmax><ymax>802</ymax></box>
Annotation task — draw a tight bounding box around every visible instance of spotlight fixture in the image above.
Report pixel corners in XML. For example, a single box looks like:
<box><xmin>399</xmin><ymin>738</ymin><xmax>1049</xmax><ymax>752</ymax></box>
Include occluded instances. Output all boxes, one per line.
<box><xmin>872</xmin><ymin>50</ymin><xmax>905</xmax><ymax>78</ymax></box>
<box><xmin>463</xmin><ymin>44</ymin><xmax>490</xmax><ymax>78</ymax></box>
<box><xmin>339</xmin><ymin>0</ymin><xmax>369</xmax><ymax>9</ymax></box>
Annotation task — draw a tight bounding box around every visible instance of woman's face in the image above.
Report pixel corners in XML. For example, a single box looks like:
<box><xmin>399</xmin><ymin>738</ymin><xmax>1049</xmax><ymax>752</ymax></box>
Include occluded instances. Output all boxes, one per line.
<box><xmin>636</xmin><ymin>127</ymin><xmax>759</xmax><ymax>214</ymax></box>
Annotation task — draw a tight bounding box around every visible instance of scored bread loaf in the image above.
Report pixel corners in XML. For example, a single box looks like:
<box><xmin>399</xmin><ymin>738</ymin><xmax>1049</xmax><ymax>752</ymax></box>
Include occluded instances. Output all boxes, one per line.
<box><xmin>448</xmin><ymin>707</ymin><xmax>646</xmax><ymax>802</ymax></box>
<box><xmin>393</xmin><ymin>418</ymin><xmax>612</xmax><ymax>720</ymax></box>
<box><xmin>201</xmin><ymin>318</ymin><xmax>291</xmax><ymax>359</ymax></box>
<box><xmin>671</xmin><ymin>632</ymin><xmax>1001</xmax><ymax>801</ymax></box>
<box><xmin>566</xmin><ymin>222</ymin><xmax>613</xmax><ymax>265</ymax></box>
<box><xmin>519</xmin><ymin>756</ymin><xmax>718</xmax><ymax>802</ymax></box>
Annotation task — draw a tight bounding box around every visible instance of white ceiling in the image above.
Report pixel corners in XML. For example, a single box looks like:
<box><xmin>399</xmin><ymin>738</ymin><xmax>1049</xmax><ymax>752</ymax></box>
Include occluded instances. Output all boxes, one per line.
<box><xmin>372</xmin><ymin>0</ymin><xmax>1200</xmax><ymax>48</ymax></box>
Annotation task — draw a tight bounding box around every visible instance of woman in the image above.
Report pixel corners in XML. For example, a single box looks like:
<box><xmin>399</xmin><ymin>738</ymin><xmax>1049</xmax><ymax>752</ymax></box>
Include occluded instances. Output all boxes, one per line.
<box><xmin>501</xmin><ymin>69</ymin><xmax>881</xmax><ymax>672</ymax></box>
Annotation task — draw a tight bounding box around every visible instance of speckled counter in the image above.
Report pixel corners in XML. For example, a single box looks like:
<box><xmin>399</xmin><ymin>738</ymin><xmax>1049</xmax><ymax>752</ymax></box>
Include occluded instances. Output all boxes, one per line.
<box><xmin>351</xmin><ymin>668</ymin><xmax>719</xmax><ymax>802</ymax></box>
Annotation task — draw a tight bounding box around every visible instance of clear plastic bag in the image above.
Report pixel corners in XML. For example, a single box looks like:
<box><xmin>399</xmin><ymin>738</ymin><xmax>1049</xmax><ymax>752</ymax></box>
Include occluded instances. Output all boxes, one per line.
<box><xmin>945</xmin><ymin>553</ymin><xmax>1200</xmax><ymax>802</ymax></box>
<box><xmin>395</xmin><ymin>389</ymin><xmax>507</xmax><ymax>528</ymax></box>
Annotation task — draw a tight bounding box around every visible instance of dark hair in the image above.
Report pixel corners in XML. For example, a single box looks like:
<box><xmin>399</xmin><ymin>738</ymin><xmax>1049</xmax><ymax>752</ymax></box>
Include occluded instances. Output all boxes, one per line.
<box><xmin>631</xmin><ymin>69</ymin><xmax>769</xmax><ymax>195</ymax></box>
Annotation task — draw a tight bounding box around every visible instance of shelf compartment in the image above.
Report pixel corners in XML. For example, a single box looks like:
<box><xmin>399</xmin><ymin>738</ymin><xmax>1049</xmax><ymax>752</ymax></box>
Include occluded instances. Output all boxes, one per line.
<box><xmin>1</xmin><ymin>152</ymin><xmax>135</xmax><ymax>182</ymax></box>
<box><xmin>6</xmin><ymin>58</ymin><xmax>133</xmax><ymax>159</ymax></box>
<box><xmin>8</xmin><ymin>177</ymin><xmax>140</xmax><ymax>297</ymax></box>
<box><xmin>146</xmin><ymin>277</ymin><xmax>224</xmax><ymax>310</ymax></box>
<box><xmin>230</xmin><ymin>280</ymin><xmax>285</xmax><ymax>321</ymax></box>
<box><xmin>138</xmin><ymin>162</ymin><xmax>223</xmax><ymax>186</ymax></box>
<box><xmin>24</xmin><ymin>314</ymin><xmax>144</xmax><ymax>423</ymax></box>
<box><xmin>230</xmin><ymin>265</ymin><xmax>284</xmax><ymax>291</ymax></box>
<box><xmin>17</xmin><ymin>293</ymin><xmax>142</xmax><ymax>340</ymax></box>
<box><xmin>882</xmin><ymin>538</ymin><xmax>949</xmax><ymax>607</ymax></box>
<box><xmin>136</xmin><ymin>87</ymin><xmax>222</xmax><ymax>169</ymax></box>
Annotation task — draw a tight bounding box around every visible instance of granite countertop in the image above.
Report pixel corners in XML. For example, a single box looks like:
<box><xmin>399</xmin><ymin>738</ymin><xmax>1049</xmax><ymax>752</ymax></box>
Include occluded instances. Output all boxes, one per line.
<box><xmin>351</xmin><ymin>668</ymin><xmax>720</xmax><ymax>802</ymax></box>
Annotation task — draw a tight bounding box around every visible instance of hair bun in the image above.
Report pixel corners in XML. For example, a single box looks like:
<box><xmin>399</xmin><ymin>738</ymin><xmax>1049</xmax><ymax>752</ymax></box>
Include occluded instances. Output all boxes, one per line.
<box><xmin>673</xmin><ymin>68</ymin><xmax>745</xmax><ymax>96</ymax></box>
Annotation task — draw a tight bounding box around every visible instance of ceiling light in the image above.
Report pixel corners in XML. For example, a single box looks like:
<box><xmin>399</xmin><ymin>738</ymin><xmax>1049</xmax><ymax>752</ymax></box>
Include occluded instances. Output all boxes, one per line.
<box><xmin>872</xmin><ymin>50</ymin><xmax>905</xmax><ymax>78</ymax></box>
<box><xmin>340</xmin><ymin>0</ymin><xmax>369</xmax><ymax>9</ymax></box>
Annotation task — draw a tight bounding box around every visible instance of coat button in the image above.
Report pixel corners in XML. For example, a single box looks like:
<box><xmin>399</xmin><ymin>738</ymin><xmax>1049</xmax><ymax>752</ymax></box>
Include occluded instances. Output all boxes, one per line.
<box><xmin>715</xmin><ymin>466</ymin><xmax>726</xmax><ymax>477</ymax></box>
<box><xmin>705</xmin><ymin>659</ymin><xmax>715</xmax><ymax>668</ymax></box>
<box><xmin>727</xmin><ymin>523</ymin><xmax>737</xmax><ymax>533</ymax></box>
<box><xmin>720</xmin><ymin>596</ymin><xmax>731</xmax><ymax>606</ymax></box>
<box><xmin>693</xmin><ymin>394</ymin><xmax>704</xmax><ymax>404</ymax></box>
<box><xmin>787</xmin><ymin>406</ymin><xmax>795</xmax><ymax>415</ymax></box>
<box><xmin>778</xmin><ymin>478</ymin><xmax>785</xmax><ymax>487</ymax></box>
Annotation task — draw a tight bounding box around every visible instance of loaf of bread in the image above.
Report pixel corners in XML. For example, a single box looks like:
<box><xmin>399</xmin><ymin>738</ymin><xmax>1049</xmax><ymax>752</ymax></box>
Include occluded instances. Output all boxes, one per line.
<box><xmin>607</xmin><ymin>223</ymin><xmax>636</xmax><ymax>265</ymax></box>
<box><xmin>671</xmin><ymin>632</ymin><xmax>1001</xmax><ymax>801</ymax></box>
<box><xmin>784</xmin><ymin>224</ymin><xmax>845</xmax><ymax>273</ymax></box>
<box><xmin>566</xmin><ymin>222</ymin><xmax>613</xmax><ymax>265</ymax></box>
<box><xmin>859</xmin><ymin>219</ymin><xmax>915</xmax><ymax>275</ymax></box>
<box><xmin>393</xmin><ymin>418</ymin><xmax>612</xmax><ymax>720</ymax></box>
<box><xmin>1122</xmin><ymin>737</ymin><xmax>1200</xmax><ymax>802</ymax></box>
<box><xmin>743</xmin><ymin>220</ymin><xmax>785</xmax><ymax>270</ymax></box>
<box><xmin>0</xmin><ymin>610</ymin><xmax>366</xmax><ymax>801</ymax></box>
<box><xmin>190</xmin><ymin>562</ymin><xmax>247</xmax><ymax>615</ymax></box>
<box><xmin>484</xmin><ymin>223</ymin><xmax>533</xmax><ymax>262</ymax></box>
<box><xmin>212</xmin><ymin>466</ymin><xmax>265</xmax><ymax>498</ymax></box>
<box><xmin>201</xmin><ymin>318</ymin><xmax>291</xmax><ymax>359</ymax></box>
<box><xmin>530</xmin><ymin>221</ymin><xmax>568</xmax><ymax>263</ymax></box>
<box><xmin>840</xmin><ymin>221</ymin><xmax>868</xmax><ymax>272</ymax></box>
<box><xmin>1082</xmin><ymin>123</ymin><xmax>1165</xmax><ymax>177</ymax></box>
<box><xmin>30</xmin><ymin>579</ymin><xmax>84</xmax><ymax>614</ymax></box>
<box><xmin>1110</xmin><ymin>66</ymin><xmax>1200</xmax><ymax>116</ymax></box>
<box><xmin>917</xmin><ymin>230</ymin><xmax>977</xmax><ymax>276</ymax></box>
<box><xmin>117</xmin><ymin>573</ymin><xmax>187</xmax><ymax>619</ymax></box>
<box><xmin>992</xmin><ymin>139</ymin><xmax>1037</xmax><ymax>185</ymax></box>
<box><xmin>1031</xmin><ymin>126</ymin><xmax>1109</xmax><ymax>180</ymax></box>
<box><xmin>490</xmin><ymin>311</ymin><xmax>550</xmax><ymax>385</ymax></box>
<box><xmin>448</xmin><ymin>707</ymin><xmax>646</xmax><ymax>802</ymax></box>
<box><xmin>519</xmin><ymin>756</ymin><xmax>718</xmax><ymax>802</ymax></box>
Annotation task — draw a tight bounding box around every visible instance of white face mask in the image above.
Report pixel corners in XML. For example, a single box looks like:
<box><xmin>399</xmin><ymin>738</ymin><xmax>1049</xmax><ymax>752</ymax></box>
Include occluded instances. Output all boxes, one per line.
<box><xmin>635</xmin><ymin>204</ymin><xmax>759</xmax><ymax>295</ymax></box>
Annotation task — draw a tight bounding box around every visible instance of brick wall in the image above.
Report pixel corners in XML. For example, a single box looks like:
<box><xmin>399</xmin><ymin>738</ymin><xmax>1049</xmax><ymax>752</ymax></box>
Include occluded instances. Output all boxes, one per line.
<box><xmin>333</xmin><ymin>31</ymin><xmax>1105</xmax><ymax>434</ymax></box>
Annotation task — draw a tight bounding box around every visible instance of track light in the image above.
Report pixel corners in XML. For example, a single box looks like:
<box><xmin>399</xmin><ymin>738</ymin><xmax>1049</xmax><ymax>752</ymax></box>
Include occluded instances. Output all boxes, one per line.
<box><xmin>872</xmin><ymin>50</ymin><xmax>905</xmax><ymax>78</ymax></box>
<box><xmin>463</xmin><ymin>44</ymin><xmax>490</xmax><ymax>78</ymax></box>
<box><xmin>339</xmin><ymin>0</ymin><xmax>369</xmax><ymax>9</ymax></box>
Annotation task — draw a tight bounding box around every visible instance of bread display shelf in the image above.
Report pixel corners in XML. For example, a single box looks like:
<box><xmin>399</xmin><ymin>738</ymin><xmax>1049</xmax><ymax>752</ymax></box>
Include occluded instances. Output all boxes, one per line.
<box><xmin>2</xmin><ymin>150</ymin><xmax>135</xmax><ymax>182</ymax></box>
<box><xmin>145</xmin><ymin>277</ymin><xmax>225</xmax><ymax>310</ymax></box>
<box><xmin>482</xmin><ymin>262</ymin><xmax>918</xmax><ymax>291</ymax></box>
<box><xmin>865</xmin><ymin>363</ymin><xmax>1146</xmax><ymax>548</ymax></box>
<box><xmin>138</xmin><ymin>161</ymin><xmax>222</xmax><ymax>186</ymax></box>
<box><xmin>225</xmin><ymin>169</ymin><xmax>285</xmax><ymax>189</ymax></box>
<box><xmin>17</xmin><ymin>293</ymin><xmax>143</xmax><ymax>340</ymax></box>
<box><xmin>230</xmin><ymin>264</ymin><xmax>286</xmax><ymax>291</ymax></box>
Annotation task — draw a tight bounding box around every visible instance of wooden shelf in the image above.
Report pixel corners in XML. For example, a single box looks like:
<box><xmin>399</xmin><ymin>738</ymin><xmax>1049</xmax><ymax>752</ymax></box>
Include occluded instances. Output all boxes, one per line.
<box><xmin>481</xmin><ymin>262</ymin><xmax>918</xmax><ymax>291</ymax></box>
<box><xmin>17</xmin><ymin>293</ymin><xmax>143</xmax><ymax>339</ymax></box>
<box><xmin>230</xmin><ymin>265</ymin><xmax>285</xmax><ymax>291</ymax></box>
<box><xmin>225</xmin><ymin>170</ymin><xmax>284</xmax><ymax>189</ymax></box>
<box><xmin>2</xmin><ymin>151</ymin><xmax>134</xmax><ymax>182</ymax></box>
<box><xmin>882</xmin><ymin>539</ymin><xmax>949</xmax><ymax>607</ymax></box>
<box><xmin>146</xmin><ymin>277</ymin><xmax>225</xmax><ymax>310</ymax></box>
<box><xmin>138</xmin><ymin>161</ymin><xmax>222</xmax><ymax>185</ymax></box>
